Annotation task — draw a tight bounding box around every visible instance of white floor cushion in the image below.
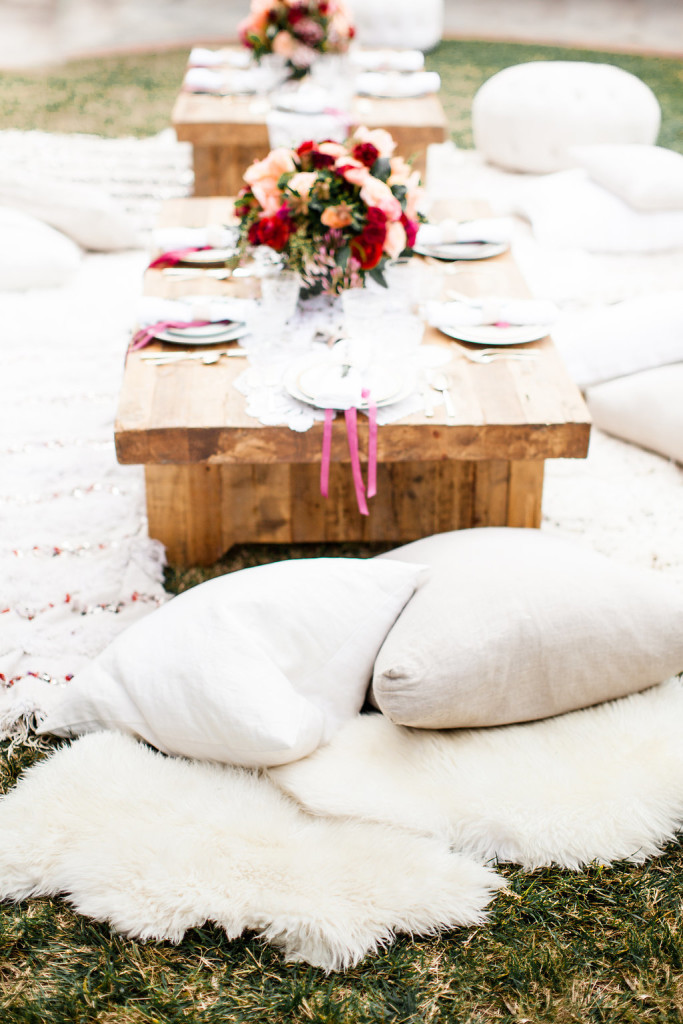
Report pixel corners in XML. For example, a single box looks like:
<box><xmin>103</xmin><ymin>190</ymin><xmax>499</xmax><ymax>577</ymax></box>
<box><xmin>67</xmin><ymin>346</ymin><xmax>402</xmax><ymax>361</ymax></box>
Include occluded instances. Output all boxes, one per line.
<box><xmin>514</xmin><ymin>170</ymin><xmax>683</xmax><ymax>253</ymax></box>
<box><xmin>37</xmin><ymin>557</ymin><xmax>424</xmax><ymax>766</ymax></box>
<box><xmin>0</xmin><ymin>206</ymin><xmax>81</xmax><ymax>290</ymax></box>
<box><xmin>372</xmin><ymin>528</ymin><xmax>683</xmax><ymax>729</ymax></box>
<box><xmin>472</xmin><ymin>61</ymin><xmax>660</xmax><ymax>174</ymax></box>
<box><xmin>570</xmin><ymin>144</ymin><xmax>683</xmax><ymax>212</ymax></box>
<box><xmin>551</xmin><ymin>290</ymin><xmax>683</xmax><ymax>389</ymax></box>
<box><xmin>0</xmin><ymin>173</ymin><xmax>140</xmax><ymax>252</ymax></box>
<box><xmin>587</xmin><ymin>364</ymin><xmax>683</xmax><ymax>464</ymax></box>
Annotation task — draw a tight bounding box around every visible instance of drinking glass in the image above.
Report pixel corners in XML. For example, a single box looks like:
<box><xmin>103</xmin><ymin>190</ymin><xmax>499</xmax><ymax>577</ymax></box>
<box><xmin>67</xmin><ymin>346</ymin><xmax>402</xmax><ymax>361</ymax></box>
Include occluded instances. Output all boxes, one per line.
<box><xmin>341</xmin><ymin>288</ymin><xmax>385</xmax><ymax>370</ymax></box>
<box><xmin>260</xmin><ymin>269</ymin><xmax>301</xmax><ymax>330</ymax></box>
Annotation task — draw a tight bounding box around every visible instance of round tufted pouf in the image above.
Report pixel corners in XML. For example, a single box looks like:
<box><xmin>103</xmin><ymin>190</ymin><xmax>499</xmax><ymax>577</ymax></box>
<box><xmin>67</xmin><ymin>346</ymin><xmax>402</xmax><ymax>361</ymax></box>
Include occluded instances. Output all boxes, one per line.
<box><xmin>346</xmin><ymin>0</ymin><xmax>443</xmax><ymax>51</ymax></box>
<box><xmin>472</xmin><ymin>61</ymin><xmax>661</xmax><ymax>173</ymax></box>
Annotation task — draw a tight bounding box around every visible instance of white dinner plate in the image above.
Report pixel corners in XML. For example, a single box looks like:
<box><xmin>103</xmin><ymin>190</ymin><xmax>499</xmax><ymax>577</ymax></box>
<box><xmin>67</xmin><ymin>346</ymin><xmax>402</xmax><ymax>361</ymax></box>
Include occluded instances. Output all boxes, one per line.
<box><xmin>176</xmin><ymin>248</ymin><xmax>239</xmax><ymax>266</ymax></box>
<box><xmin>297</xmin><ymin>363</ymin><xmax>403</xmax><ymax>405</ymax></box>
<box><xmin>153</xmin><ymin>322</ymin><xmax>249</xmax><ymax>345</ymax></box>
<box><xmin>414</xmin><ymin>241</ymin><xmax>509</xmax><ymax>261</ymax></box>
<box><xmin>437</xmin><ymin>323</ymin><xmax>551</xmax><ymax>346</ymax></box>
<box><xmin>284</xmin><ymin>363</ymin><xmax>412</xmax><ymax>411</ymax></box>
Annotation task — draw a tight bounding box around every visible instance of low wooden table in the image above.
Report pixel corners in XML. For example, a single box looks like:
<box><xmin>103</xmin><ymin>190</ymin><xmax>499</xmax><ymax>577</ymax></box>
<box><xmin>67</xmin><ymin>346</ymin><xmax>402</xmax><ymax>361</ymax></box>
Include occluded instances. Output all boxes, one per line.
<box><xmin>172</xmin><ymin>87</ymin><xmax>449</xmax><ymax>196</ymax></box>
<box><xmin>114</xmin><ymin>197</ymin><xmax>591</xmax><ymax>566</ymax></box>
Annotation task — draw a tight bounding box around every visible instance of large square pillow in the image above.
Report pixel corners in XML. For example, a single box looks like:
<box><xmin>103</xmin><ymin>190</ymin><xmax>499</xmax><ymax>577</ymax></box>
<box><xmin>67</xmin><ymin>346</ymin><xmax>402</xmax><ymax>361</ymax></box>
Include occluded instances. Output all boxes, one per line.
<box><xmin>570</xmin><ymin>144</ymin><xmax>683</xmax><ymax>212</ymax></box>
<box><xmin>0</xmin><ymin>173</ymin><xmax>140</xmax><ymax>252</ymax></box>
<box><xmin>513</xmin><ymin>169</ymin><xmax>683</xmax><ymax>253</ymax></box>
<box><xmin>586</xmin><ymin>363</ymin><xmax>683</xmax><ymax>464</ymax></box>
<box><xmin>372</xmin><ymin>529</ymin><xmax>683</xmax><ymax>728</ymax></box>
<box><xmin>38</xmin><ymin>557</ymin><xmax>424</xmax><ymax>766</ymax></box>
<box><xmin>551</xmin><ymin>290</ymin><xmax>683</xmax><ymax>389</ymax></box>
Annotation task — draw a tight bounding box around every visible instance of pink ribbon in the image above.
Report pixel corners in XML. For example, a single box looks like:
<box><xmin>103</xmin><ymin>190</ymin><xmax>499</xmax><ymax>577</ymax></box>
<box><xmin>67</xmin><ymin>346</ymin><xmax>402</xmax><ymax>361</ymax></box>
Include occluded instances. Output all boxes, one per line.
<box><xmin>362</xmin><ymin>388</ymin><xmax>377</xmax><ymax>499</ymax></box>
<box><xmin>344</xmin><ymin>407</ymin><xmax>369</xmax><ymax>517</ymax></box>
<box><xmin>320</xmin><ymin>408</ymin><xmax>334</xmax><ymax>498</ymax></box>
<box><xmin>129</xmin><ymin>319</ymin><xmax>219</xmax><ymax>352</ymax></box>
<box><xmin>147</xmin><ymin>246</ymin><xmax>211</xmax><ymax>270</ymax></box>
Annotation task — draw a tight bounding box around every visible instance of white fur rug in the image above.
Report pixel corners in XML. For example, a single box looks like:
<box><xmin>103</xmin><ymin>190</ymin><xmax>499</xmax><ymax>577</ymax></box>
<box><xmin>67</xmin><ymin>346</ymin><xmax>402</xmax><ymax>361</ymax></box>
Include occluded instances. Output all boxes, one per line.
<box><xmin>0</xmin><ymin>731</ymin><xmax>501</xmax><ymax>971</ymax></box>
<box><xmin>2</xmin><ymin>130</ymin><xmax>683</xmax><ymax>967</ymax></box>
<box><xmin>4</xmin><ymin>679</ymin><xmax>683</xmax><ymax>968</ymax></box>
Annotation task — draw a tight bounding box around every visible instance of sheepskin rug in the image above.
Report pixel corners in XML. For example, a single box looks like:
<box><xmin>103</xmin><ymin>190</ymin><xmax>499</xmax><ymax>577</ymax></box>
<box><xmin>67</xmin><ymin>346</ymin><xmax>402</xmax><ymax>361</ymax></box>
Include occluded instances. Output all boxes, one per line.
<box><xmin>271</xmin><ymin>679</ymin><xmax>683</xmax><ymax>871</ymax></box>
<box><xmin>0</xmin><ymin>731</ymin><xmax>501</xmax><ymax>972</ymax></box>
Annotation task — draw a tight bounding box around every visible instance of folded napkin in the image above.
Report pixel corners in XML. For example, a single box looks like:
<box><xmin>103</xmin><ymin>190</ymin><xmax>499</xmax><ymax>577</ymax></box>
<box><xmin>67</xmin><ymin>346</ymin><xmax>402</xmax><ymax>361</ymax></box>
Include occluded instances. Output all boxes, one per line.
<box><xmin>183</xmin><ymin>67</ymin><xmax>269</xmax><ymax>95</ymax></box>
<box><xmin>311</xmin><ymin>366</ymin><xmax>365</xmax><ymax>410</ymax></box>
<box><xmin>351</xmin><ymin>49</ymin><xmax>425</xmax><ymax>73</ymax></box>
<box><xmin>152</xmin><ymin>225</ymin><xmax>238</xmax><ymax>252</ymax></box>
<box><xmin>188</xmin><ymin>47</ymin><xmax>252</xmax><ymax>69</ymax></box>
<box><xmin>137</xmin><ymin>295</ymin><xmax>254</xmax><ymax>329</ymax></box>
<box><xmin>427</xmin><ymin>297</ymin><xmax>559</xmax><ymax>328</ymax></box>
<box><xmin>416</xmin><ymin>217</ymin><xmax>514</xmax><ymax>248</ymax></box>
<box><xmin>355</xmin><ymin>71</ymin><xmax>440</xmax><ymax>98</ymax></box>
<box><xmin>272</xmin><ymin>84</ymin><xmax>337</xmax><ymax>114</ymax></box>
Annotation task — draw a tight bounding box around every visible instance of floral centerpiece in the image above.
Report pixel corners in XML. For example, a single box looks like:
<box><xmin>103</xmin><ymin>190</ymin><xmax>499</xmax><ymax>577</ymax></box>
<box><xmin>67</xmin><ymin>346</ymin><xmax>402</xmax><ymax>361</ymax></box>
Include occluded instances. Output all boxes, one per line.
<box><xmin>238</xmin><ymin>0</ymin><xmax>355</xmax><ymax>77</ymax></box>
<box><xmin>235</xmin><ymin>128</ymin><xmax>423</xmax><ymax>297</ymax></box>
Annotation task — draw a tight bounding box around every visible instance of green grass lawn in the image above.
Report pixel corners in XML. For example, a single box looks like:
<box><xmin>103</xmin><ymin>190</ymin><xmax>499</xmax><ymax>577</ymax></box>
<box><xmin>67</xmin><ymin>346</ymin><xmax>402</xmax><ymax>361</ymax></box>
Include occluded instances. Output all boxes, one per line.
<box><xmin>0</xmin><ymin>39</ymin><xmax>681</xmax><ymax>152</ymax></box>
<box><xmin>2</xmin><ymin>36</ymin><xmax>683</xmax><ymax>1023</ymax></box>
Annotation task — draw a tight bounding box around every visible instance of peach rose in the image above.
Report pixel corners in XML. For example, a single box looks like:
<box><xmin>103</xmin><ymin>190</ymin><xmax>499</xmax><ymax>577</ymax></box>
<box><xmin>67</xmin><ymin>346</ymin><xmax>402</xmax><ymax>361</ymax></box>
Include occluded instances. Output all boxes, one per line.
<box><xmin>384</xmin><ymin>220</ymin><xmax>407</xmax><ymax>259</ymax></box>
<box><xmin>317</xmin><ymin>141</ymin><xmax>347</xmax><ymax>159</ymax></box>
<box><xmin>272</xmin><ymin>30</ymin><xmax>296</xmax><ymax>57</ymax></box>
<box><xmin>288</xmin><ymin>171</ymin><xmax>317</xmax><ymax>198</ymax></box>
<box><xmin>244</xmin><ymin>147</ymin><xmax>296</xmax><ymax>215</ymax></box>
<box><xmin>320</xmin><ymin>203</ymin><xmax>354</xmax><ymax>229</ymax></box>
<box><xmin>359</xmin><ymin>175</ymin><xmax>402</xmax><ymax>222</ymax></box>
<box><xmin>353</xmin><ymin>126</ymin><xmax>396</xmax><ymax>158</ymax></box>
<box><xmin>405</xmin><ymin>182</ymin><xmax>425</xmax><ymax>222</ymax></box>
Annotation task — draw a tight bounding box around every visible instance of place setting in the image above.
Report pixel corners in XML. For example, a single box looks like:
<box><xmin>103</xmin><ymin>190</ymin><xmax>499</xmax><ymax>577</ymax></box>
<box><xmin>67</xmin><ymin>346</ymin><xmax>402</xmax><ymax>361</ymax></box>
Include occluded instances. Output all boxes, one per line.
<box><xmin>414</xmin><ymin>216</ymin><xmax>514</xmax><ymax>261</ymax></box>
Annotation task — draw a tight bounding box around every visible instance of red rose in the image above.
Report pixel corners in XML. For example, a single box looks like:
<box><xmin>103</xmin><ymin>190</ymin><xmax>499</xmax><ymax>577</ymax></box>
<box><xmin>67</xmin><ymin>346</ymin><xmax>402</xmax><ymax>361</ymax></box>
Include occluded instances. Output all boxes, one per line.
<box><xmin>352</xmin><ymin>142</ymin><xmax>379</xmax><ymax>168</ymax></box>
<box><xmin>363</xmin><ymin>206</ymin><xmax>387</xmax><ymax>243</ymax></box>
<box><xmin>248</xmin><ymin>212</ymin><xmax>292</xmax><ymax>251</ymax></box>
<box><xmin>349</xmin><ymin>207</ymin><xmax>387</xmax><ymax>269</ymax></box>
<box><xmin>400</xmin><ymin>212</ymin><xmax>418</xmax><ymax>249</ymax></box>
<box><xmin>350</xmin><ymin>236</ymin><xmax>384</xmax><ymax>270</ymax></box>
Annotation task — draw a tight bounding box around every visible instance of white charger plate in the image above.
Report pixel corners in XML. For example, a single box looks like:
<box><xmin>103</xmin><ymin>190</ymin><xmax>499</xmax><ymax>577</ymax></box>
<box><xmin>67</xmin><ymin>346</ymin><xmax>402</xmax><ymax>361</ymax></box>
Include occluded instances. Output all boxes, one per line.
<box><xmin>414</xmin><ymin>241</ymin><xmax>509</xmax><ymax>261</ymax></box>
<box><xmin>437</xmin><ymin>323</ymin><xmax>551</xmax><ymax>346</ymax></box>
<box><xmin>153</xmin><ymin>322</ymin><xmax>249</xmax><ymax>345</ymax></box>
<box><xmin>284</xmin><ymin>362</ymin><xmax>412</xmax><ymax>411</ymax></box>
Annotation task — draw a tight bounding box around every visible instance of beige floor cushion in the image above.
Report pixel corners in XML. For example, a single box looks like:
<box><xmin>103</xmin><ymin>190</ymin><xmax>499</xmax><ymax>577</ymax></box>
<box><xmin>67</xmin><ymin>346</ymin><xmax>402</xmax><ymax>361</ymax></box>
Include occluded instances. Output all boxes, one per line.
<box><xmin>372</xmin><ymin>528</ymin><xmax>683</xmax><ymax>729</ymax></box>
<box><xmin>569</xmin><ymin>144</ymin><xmax>683</xmax><ymax>212</ymax></box>
<box><xmin>38</xmin><ymin>557</ymin><xmax>423</xmax><ymax>767</ymax></box>
<box><xmin>587</xmin><ymin>363</ymin><xmax>683</xmax><ymax>464</ymax></box>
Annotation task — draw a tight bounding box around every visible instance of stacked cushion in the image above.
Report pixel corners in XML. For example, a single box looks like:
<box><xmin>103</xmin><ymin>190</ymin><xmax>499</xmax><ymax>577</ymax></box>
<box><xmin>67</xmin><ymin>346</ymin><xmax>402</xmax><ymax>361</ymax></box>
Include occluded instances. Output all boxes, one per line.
<box><xmin>569</xmin><ymin>144</ymin><xmax>683</xmax><ymax>212</ymax></box>
<box><xmin>38</xmin><ymin>557</ymin><xmax>423</xmax><ymax>766</ymax></box>
<box><xmin>586</xmin><ymin>364</ymin><xmax>683</xmax><ymax>464</ymax></box>
<box><xmin>372</xmin><ymin>528</ymin><xmax>683</xmax><ymax>729</ymax></box>
<box><xmin>0</xmin><ymin>206</ymin><xmax>81</xmax><ymax>290</ymax></box>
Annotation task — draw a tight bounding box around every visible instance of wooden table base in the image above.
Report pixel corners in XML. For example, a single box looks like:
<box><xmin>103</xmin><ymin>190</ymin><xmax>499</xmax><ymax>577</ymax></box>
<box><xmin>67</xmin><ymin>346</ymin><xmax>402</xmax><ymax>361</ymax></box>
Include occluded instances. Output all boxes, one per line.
<box><xmin>145</xmin><ymin>459</ymin><xmax>545</xmax><ymax>566</ymax></box>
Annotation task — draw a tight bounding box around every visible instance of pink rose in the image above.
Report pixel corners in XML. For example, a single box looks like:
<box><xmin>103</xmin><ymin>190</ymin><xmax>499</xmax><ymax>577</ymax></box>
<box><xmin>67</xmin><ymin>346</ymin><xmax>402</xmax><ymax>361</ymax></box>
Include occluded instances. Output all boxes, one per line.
<box><xmin>336</xmin><ymin>158</ymin><xmax>370</xmax><ymax>187</ymax></box>
<box><xmin>359</xmin><ymin>175</ymin><xmax>402</xmax><ymax>222</ymax></box>
<box><xmin>404</xmin><ymin>181</ymin><xmax>424</xmax><ymax>222</ymax></box>
<box><xmin>384</xmin><ymin>220</ymin><xmax>407</xmax><ymax>259</ymax></box>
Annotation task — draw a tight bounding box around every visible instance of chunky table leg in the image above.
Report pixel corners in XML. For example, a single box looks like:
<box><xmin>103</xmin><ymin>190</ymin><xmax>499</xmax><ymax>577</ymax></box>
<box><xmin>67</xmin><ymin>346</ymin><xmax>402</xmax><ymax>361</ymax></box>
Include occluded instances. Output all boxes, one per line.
<box><xmin>145</xmin><ymin>465</ymin><xmax>228</xmax><ymax>566</ymax></box>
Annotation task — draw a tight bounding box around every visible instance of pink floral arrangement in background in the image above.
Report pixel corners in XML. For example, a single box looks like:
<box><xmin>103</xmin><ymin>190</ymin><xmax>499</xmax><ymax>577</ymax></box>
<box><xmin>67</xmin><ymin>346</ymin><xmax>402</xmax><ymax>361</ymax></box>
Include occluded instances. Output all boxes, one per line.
<box><xmin>235</xmin><ymin>128</ymin><xmax>424</xmax><ymax>297</ymax></box>
<box><xmin>238</xmin><ymin>0</ymin><xmax>355</xmax><ymax>75</ymax></box>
